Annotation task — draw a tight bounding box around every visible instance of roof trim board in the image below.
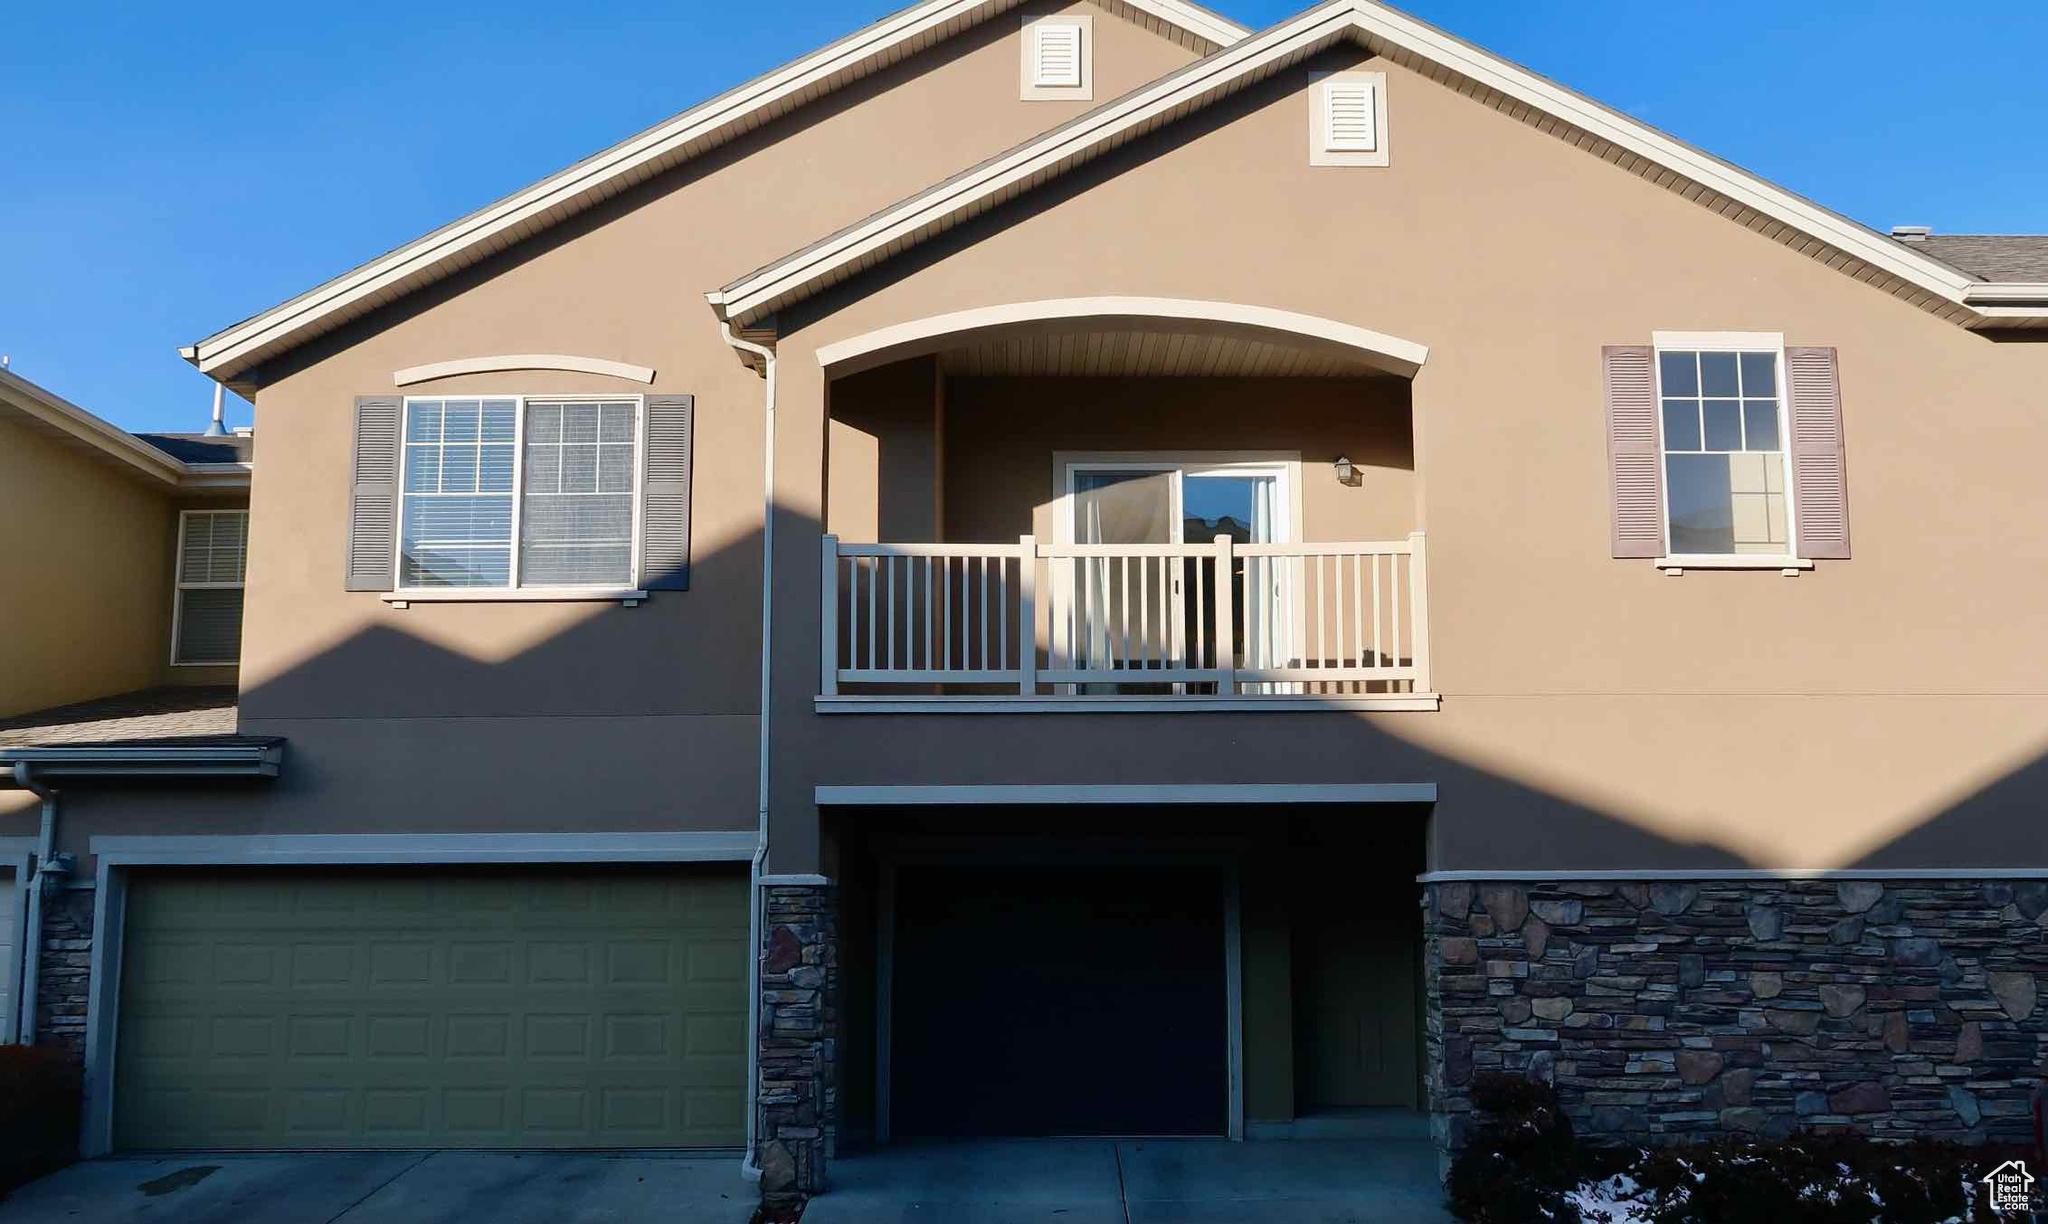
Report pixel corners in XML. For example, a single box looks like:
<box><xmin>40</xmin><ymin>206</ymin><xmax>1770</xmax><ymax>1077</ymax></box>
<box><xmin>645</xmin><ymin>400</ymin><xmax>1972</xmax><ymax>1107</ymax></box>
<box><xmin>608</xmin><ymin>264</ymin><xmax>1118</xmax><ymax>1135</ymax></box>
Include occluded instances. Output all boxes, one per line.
<box><xmin>184</xmin><ymin>0</ymin><xmax>1248</xmax><ymax>386</ymax></box>
<box><xmin>0</xmin><ymin>742</ymin><xmax>283</xmax><ymax>780</ymax></box>
<box><xmin>714</xmin><ymin>0</ymin><xmax>2041</xmax><ymax>332</ymax></box>
<box><xmin>0</xmin><ymin>367</ymin><xmax>247</xmax><ymax>489</ymax></box>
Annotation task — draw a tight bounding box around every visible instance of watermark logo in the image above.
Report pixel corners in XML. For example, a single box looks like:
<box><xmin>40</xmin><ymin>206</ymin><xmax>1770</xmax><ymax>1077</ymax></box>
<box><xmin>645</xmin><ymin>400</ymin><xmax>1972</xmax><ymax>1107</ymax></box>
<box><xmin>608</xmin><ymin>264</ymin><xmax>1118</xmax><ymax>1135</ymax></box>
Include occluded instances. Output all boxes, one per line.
<box><xmin>1983</xmin><ymin>1159</ymin><xmax>2035</xmax><ymax>1214</ymax></box>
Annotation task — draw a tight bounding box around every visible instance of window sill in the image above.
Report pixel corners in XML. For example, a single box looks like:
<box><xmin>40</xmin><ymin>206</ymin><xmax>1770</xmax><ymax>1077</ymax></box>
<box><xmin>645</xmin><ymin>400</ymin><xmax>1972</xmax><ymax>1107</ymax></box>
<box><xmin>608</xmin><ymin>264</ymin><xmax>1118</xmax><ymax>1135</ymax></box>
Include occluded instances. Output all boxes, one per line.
<box><xmin>383</xmin><ymin>588</ymin><xmax>648</xmax><ymax>607</ymax></box>
<box><xmin>1655</xmin><ymin>556</ymin><xmax>1813</xmax><ymax>575</ymax></box>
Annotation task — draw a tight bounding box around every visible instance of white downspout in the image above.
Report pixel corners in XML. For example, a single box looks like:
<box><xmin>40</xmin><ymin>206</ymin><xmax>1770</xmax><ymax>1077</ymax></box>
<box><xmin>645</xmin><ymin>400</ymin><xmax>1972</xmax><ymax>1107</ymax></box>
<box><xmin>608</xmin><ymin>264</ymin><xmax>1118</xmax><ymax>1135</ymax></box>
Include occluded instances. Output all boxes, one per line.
<box><xmin>722</xmin><ymin>322</ymin><xmax>777</xmax><ymax>1183</ymax></box>
<box><xmin>13</xmin><ymin>763</ymin><xmax>58</xmax><ymax>1044</ymax></box>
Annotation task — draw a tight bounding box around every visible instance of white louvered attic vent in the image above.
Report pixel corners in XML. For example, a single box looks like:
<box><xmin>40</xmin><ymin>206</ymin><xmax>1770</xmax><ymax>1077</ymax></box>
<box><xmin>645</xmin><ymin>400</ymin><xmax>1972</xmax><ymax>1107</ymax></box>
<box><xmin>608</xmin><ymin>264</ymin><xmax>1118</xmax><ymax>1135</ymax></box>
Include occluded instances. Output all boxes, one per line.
<box><xmin>1323</xmin><ymin>80</ymin><xmax>1378</xmax><ymax>152</ymax></box>
<box><xmin>1033</xmin><ymin>23</ymin><xmax>1084</xmax><ymax>88</ymax></box>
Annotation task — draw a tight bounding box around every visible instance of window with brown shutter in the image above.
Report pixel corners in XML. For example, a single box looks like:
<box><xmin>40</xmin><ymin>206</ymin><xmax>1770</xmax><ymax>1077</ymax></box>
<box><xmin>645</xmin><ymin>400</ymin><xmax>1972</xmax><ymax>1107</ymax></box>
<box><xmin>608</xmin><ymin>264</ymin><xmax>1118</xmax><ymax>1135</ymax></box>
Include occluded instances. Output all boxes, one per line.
<box><xmin>1603</xmin><ymin>345</ymin><xmax>1663</xmax><ymax>558</ymax></box>
<box><xmin>1607</xmin><ymin>334</ymin><xmax>1848</xmax><ymax>569</ymax></box>
<box><xmin>1786</xmin><ymin>347</ymin><xmax>1850</xmax><ymax>559</ymax></box>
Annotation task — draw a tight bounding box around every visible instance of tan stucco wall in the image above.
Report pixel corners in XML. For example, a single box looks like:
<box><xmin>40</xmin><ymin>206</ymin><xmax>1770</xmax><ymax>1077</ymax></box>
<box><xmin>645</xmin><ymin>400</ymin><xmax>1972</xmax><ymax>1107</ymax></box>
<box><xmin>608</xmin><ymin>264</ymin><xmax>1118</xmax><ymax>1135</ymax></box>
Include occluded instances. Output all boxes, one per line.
<box><xmin>0</xmin><ymin>417</ymin><xmax>178</xmax><ymax>717</ymax></box>
<box><xmin>23</xmin><ymin>26</ymin><xmax>2045</xmax><ymax>880</ymax></box>
<box><xmin>59</xmin><ymin>5</ymin><xmax>1203</xmax><ymax>848</ymax></box>
<box><xmin>829</xmin><ymin>358</ymin><xmax>946</xmax><ymax>544</ymax></box>
<box><xmin>828</xmin><ymin>370</ymin><xmax>1416</xmax><ymax>546</ymax></box>
<box><xmin>940</xmin><ymin>375</ymin><xmax>1415</xmax><ymax>544</ymax></box>
<box><xmin>760</xmin><ymin>44</ymin><xmax>2048</xmax><ymax>875</ymax></box>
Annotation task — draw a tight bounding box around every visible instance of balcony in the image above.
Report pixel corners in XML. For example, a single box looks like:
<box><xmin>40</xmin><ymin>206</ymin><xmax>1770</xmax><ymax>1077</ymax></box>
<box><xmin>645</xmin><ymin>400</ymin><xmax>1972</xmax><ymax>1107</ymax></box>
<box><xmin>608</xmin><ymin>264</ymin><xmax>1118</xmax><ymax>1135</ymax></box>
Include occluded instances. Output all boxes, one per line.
<box><xmin>820</xmin><ymin>533</ymin><xmax>1434</xmax><ymax>711</ymax></box>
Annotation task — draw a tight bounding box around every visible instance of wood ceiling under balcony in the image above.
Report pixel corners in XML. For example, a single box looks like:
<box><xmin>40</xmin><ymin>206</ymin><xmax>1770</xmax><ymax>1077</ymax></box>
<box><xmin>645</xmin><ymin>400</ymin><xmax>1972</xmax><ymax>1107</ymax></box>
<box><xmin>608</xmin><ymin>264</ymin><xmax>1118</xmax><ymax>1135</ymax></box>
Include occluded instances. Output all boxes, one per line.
<box><xmin>936</xmin><ymin>327</ymin><xmax>1393</xmax><ymax>378</ymax></box>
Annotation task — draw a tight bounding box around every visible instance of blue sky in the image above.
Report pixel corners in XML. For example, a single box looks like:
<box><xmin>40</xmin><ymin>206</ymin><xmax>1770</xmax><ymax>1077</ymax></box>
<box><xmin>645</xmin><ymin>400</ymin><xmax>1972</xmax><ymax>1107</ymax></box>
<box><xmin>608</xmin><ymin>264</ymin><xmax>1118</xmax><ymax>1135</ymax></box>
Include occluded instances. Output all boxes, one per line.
<box><xmin>2</xmin><ymin>1</ymin><xmax>2042</xmax><ymax>434</ymax></box>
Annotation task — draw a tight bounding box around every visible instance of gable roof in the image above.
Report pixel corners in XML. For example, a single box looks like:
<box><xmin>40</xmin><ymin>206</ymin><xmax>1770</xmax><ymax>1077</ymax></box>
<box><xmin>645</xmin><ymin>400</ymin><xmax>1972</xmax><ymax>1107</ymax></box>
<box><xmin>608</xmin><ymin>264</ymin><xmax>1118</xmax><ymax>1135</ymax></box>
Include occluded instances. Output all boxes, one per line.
<box><xmin>0</xmin><ymin>366</ymin><xmax>253</xmax><ymax>490</ymax></box>
<box><xmin>713</xmin><ymin>0</ymin><xmax>2048</xmax><ymax>333</ymax></box>
<box><xmin>181</xmin><ymin>0</ymin><xmax>1247</xmax><ymax>390</ymax></box>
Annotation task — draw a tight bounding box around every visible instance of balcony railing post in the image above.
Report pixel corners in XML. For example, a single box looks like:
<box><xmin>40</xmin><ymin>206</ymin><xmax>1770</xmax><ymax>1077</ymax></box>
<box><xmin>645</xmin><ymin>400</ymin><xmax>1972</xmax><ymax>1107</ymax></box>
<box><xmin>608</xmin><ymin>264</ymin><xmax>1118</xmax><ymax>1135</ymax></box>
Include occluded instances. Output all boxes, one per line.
<box><xmin>1407</xmin><ymin>531</ymin><xmax>1432</xmax><ymax>694</ymax></box>
<box><xmin>1213</xmin><ymin>534</ymin><xmax>1236</xmax><ymax>696</ymax></box>
<box><xmin>1016</xmin><ymin>535</ymin><xmax>1038</xmax><ymax>697</ymax></box>
<box><xmin>820</xmin><ymin>534</ymin><xmax>840</xmax><ymax>696</ymax></box>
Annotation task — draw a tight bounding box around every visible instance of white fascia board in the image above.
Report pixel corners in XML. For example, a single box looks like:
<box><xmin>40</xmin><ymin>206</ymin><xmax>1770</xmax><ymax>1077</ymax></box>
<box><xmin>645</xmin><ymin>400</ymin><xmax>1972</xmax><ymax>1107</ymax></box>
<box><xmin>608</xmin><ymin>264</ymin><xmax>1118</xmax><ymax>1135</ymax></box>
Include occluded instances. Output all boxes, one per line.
<box><xmin>176</xmin><ymin>462</ymin><xmax>255</xmax><ymax>491</ymax></box>
<box><xmin>1964</xmin><ymin>283</ymin><xmax>2048</xmax><ymax>305</ymax></box>
<box><xmin>720</xmin><ymin>0</ymin><xmax>2007</xmax><ymax>330</ymax></box>
<box><xmin>88</xmin><ymin>831</ymin><xmax>758</xmax><ymax>865</ymax></box>
<box><xmin>186</xmin><ymin>0</ymin><xmax>1248</xmax><ymax>379</ymax></box>
<box><xmin>1117</xmin><ymin>0</ymin><xmax>1248</xmax><ymax>45</ymax></box>
<box><xmin>0</xmin><ymin>367</ymin><xmax>186</xmax><ymax>485</ymax></box>
<box><xmin>815</xmin><ymin>783</ymin><xmax>1438</xmax><ymax>805</ymax></box>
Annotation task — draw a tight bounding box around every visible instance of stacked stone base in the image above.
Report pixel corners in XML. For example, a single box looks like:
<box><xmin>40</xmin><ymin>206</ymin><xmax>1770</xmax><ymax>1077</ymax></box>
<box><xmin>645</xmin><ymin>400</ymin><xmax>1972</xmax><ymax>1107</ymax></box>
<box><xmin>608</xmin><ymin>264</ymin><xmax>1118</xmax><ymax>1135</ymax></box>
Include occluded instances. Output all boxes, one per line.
<box><xmin>32</xmin><ymin>885</ymin><xmax>94</xmax><ymax>1058</ymax></box>
<box><xmin>1425</xmin><ymin>878</ymin><xmax>2048</xmax><ymax>1157</ymax></box>
<box><xmin>757</xmin><ymin>883</ymin><xmax>838</xmax><ymax>1213</ymax></box>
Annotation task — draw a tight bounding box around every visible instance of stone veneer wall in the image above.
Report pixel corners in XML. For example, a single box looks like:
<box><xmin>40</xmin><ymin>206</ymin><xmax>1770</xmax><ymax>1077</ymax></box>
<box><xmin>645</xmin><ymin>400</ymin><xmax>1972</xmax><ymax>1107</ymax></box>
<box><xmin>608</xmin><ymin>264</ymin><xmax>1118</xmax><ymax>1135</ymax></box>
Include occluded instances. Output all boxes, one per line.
<box><xmin>1424</xmin><ymin>879</ymin><xmax>2048</xmax><ymax>1155</ymax></box>
<box><xmin>757</xmin><ymin>883</ymin><xmax>839</xmax><ymax>1212</ymax></box>
<box><xmin>34</xmin><ymin>885</ymin><xmax>94</xmax><ymax>1057</ymax></box>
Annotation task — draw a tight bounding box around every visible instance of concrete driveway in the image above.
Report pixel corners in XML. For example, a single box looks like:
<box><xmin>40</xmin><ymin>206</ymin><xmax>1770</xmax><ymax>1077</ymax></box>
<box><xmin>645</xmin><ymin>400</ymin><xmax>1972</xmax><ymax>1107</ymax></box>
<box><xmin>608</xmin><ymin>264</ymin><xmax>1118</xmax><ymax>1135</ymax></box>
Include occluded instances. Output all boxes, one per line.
<box><xmin>803</xmin><ymin>1137</ymin><xmax>1457</xmax><ymax>1224</ymax></box>
<box><xmin>0</xmin><ymin>1139</ymin><xmax>1454</xmax><ymax>1223</ymax></box>
<box><xmin>0</xmin><ymin>1152</ymin><xmax>754</xmax><ymax>1224</ymax></box>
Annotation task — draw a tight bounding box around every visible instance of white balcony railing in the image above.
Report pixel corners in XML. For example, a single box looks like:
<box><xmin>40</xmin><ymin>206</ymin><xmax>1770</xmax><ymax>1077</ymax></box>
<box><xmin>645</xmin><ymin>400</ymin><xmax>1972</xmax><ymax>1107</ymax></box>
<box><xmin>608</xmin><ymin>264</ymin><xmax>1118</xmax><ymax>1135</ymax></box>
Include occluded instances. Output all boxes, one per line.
<box><xmin>821</xmin><ymin>533</ymin><xmax>1431</xmax><ymax>701</ymax></box>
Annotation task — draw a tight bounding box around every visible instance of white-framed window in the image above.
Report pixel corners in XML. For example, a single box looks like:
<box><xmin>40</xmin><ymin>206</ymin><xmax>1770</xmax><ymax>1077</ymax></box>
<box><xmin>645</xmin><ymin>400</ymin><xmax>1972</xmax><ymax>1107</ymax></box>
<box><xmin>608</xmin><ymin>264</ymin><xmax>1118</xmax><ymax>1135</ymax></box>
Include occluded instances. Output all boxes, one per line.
<box><xmin>1020</xmin><ymin>15</ymin><xmax>1091</xmax><ymax>100</ymax></box>
<box><xmin>1309</xmin><ymin>70</ymin><xmax>1389</xmax><ymax>167</ymax></box>
<box><xmin>1653</xmin><ymin>334</ymin><xmax>1795</xmax><ymax>559</ymax></box>
<box><xmin>397</xmin><ymin>395</ymin><xmax>642</xmax><ymax>592</ymax></box>
<box><xmin>172</xmin><ymin>509</ymin><xmax>248</xmax><ymax>665</ymax></box>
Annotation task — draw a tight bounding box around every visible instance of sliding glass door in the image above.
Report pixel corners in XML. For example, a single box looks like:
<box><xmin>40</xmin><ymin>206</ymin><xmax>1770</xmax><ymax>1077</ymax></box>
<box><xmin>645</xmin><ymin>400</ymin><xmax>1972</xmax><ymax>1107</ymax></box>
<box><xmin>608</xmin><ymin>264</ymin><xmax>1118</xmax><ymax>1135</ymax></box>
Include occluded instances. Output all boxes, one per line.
<box><xmin>1063</xmin><ymin>458</ymin><xmax>1293</xmax><ymax>692</ymax></box>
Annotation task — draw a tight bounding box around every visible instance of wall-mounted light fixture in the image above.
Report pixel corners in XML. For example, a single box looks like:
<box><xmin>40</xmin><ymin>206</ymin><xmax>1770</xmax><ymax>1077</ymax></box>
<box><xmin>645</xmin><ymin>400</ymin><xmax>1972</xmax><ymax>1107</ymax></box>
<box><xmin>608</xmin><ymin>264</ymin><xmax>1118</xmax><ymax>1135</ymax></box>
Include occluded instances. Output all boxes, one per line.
<box><xmin>1332</xmin><ymin>455</ymin><xmax>1360</xmax><ymax>486</ymax></box>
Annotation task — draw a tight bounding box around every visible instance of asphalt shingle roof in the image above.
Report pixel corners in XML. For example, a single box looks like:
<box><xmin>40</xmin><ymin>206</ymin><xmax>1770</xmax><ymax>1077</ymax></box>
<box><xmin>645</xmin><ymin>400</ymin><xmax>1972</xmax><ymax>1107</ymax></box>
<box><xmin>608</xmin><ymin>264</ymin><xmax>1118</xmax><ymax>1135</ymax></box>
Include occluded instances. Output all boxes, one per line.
<box><xmin>134</xmin><ymin>432</ymin><xmax>254</xmax><ymax>464</ymax></box>
<box><xmin>1897</xmin><ymin>235</ymin><xmax>2048</xmax><ymax>283</ymax></box>
<box><xmin>0</xmin><ymin>686</ymin><xmax>261</xmax><ymax>748</ymax></box>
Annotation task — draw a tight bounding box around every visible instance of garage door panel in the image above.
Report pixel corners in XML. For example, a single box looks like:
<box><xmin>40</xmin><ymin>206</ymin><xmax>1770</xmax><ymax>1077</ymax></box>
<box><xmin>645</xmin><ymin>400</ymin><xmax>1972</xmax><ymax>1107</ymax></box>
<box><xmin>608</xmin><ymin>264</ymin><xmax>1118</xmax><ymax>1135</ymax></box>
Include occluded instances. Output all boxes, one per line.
<box><xmin>893</xmin><ymin>865</ymin><xmax>1227</xmax><ymax>1138</ymax></box>
<box><xmin>115</xmin><ymin>866</ymin><xmax>745</xmax><ymax>1150</ymax></box>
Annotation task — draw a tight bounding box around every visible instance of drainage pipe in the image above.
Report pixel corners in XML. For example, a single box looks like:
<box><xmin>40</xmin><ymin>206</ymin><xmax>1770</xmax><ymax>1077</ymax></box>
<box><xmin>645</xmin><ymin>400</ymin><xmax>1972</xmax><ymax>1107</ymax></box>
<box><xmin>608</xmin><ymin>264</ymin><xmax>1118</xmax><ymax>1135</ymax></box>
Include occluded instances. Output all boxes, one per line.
<box><xmin>722</xmin><ymin>322</ymin><xmax>778</xmax><ymax>1184</ymax></box>
<box><xmin>12</xmin><ymin>763</ymin><xmax>57</xmax><ymax>1044</ymax></box>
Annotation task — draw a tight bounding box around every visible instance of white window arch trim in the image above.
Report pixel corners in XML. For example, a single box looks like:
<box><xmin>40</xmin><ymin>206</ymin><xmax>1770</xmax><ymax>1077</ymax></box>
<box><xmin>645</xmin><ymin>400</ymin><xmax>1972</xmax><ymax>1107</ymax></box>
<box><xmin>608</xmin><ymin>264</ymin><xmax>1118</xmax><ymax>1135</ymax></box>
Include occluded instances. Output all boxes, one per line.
<box><xmin>1648</xmin><ymin>330</ymin><xmax>1812</xmax><ymax>573</ymax></box>
<box><xmin>390</xmin><ymin>392</ymin><xmax>649</xmax><ymax>600</ymax></box>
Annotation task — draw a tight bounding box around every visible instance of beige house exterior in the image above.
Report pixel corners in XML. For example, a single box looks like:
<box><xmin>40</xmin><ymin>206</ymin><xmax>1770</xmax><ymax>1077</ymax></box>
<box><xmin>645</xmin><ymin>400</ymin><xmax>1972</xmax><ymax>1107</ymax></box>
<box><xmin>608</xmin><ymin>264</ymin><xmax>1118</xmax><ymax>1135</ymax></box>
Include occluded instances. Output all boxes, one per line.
<box><xmin>5</xmin><ymin>0</ymin><xmax>2046</xmax><ymax>1207</ymax></box>
<box><xmin>0</xmin><ymin>368</ymin><xmax>252</xmax><ymax>722</ymax></box>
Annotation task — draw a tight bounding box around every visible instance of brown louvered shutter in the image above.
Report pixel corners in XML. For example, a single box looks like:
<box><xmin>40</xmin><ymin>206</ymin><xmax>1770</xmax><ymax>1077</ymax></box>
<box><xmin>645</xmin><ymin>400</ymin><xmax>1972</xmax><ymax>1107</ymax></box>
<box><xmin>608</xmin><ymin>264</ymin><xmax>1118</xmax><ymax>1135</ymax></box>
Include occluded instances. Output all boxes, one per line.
<box><xmin>640</xmin><ymin>394</ymin><xmax>694</xmax><ymax>590</ymax></box>
<box><xmin>1603</xmin><ymin>345</ymin><xmax>1663</xmax><ymax>558</ymax></box>
<box><xmin>344</xmin><ymin>395</ymin><xmax>402</xmax><ymax>591</ymax></box>
<box><xmin>1786</xmin><ymin>347</ymin><xmax>1850</xmax><ymax>559</ymax></box>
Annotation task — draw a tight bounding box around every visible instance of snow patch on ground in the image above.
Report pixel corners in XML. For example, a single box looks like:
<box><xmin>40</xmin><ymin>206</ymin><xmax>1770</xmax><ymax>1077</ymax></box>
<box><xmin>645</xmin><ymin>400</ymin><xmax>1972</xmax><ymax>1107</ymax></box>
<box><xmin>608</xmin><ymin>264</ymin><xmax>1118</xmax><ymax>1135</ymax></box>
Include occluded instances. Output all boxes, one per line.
<box><xmin>1566</xmin><ymin>1173</ymin><xmax>1655</xmax><ymax>1223</ymax></box>
<box><xmin>1560</xmin><ymin>1168</ymin><xmax>1985</xmax><ymax>1224</ymax></box>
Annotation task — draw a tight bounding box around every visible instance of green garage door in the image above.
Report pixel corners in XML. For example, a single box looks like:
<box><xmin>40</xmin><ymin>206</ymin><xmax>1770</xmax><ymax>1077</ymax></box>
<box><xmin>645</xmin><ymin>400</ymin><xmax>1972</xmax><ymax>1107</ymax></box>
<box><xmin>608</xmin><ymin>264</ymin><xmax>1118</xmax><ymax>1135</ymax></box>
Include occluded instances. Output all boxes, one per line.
<box><xmin>114</xmin><ymin>866</ymin><xmax>746</xmax><ymax>1150</ymax></box>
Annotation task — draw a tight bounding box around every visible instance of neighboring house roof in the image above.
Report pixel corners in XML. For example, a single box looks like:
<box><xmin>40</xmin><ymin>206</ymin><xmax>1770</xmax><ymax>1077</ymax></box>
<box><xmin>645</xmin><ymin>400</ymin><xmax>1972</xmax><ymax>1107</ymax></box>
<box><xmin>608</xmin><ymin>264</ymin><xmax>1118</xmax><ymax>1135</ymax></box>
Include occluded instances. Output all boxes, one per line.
<box><xmin>0</xmin><ymin>366</ymin><xmax>252</xmax><ymax>490</ymax></box>
<box><xmin>0</xmin><ymin>687</ymin><xmax>244</xmax><ymax>747</ymax></box>
<box><xmin>714</xmin><ymin>0</ymin><xmax>2048</xmax><ymax>332</ymax></box>
<box><xmin>1897</xmin><ymin>235</ymin><xmax>2048</xmax><ymax>285</ymax></box>
<box><xmin>180</xmin><ymin>0</ymin><xmax>1250</xmax><ymax>389</ymax></box>
<box><xmin>134</xmin><ymin>431</ymin><xmax>256</xmax><ymax>465</ymax></box>
<box><xmin>0</xmin><ymin>687</ymin><xmax>284</xmax><ymax>779</ymax></box>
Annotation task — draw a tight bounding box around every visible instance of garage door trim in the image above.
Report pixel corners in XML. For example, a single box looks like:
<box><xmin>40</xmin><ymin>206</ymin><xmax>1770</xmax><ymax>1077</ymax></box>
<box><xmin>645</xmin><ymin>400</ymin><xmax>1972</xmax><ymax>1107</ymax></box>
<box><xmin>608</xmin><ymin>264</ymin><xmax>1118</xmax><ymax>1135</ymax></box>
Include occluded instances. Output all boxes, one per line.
<box><xmin>873</xmin><ymin>841</ymin><xmax>1244</xmax><ymax>1143</ymax></box>
<box><xmin>81</xmin><ymin>832</ymin><xmax>755</xmax><ymax>1158</ymax></box>
<box><xmin>1</xmin><ymin>838</ymin><xmax>33</xmax><ymax>1044</ymax></box>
